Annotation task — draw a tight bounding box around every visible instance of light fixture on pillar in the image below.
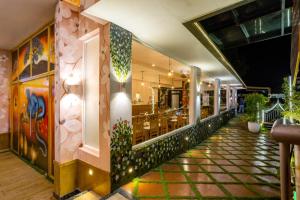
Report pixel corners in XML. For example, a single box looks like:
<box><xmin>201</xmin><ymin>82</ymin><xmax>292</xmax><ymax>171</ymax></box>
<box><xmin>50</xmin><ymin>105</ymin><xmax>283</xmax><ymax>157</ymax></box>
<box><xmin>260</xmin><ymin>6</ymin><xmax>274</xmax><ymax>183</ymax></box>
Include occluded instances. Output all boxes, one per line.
<box><xmin>158</xmin><ymin>74</ymin><xmax>161</xmax><ymax>88</ymax></box>
<box><xmin>187</xmin><ymin>78</ymin><xmax>190</xmax><ymax>83</ymax></box>
<box><xmin>168</xmin><ymin>57</ymin><xmax>173</xmax><ymax>76</ymax></box>
<box><xmin>171</xmin><ymin>78</ymin><xmax>174</xmax><ymax>89</ymax></box>
<box><xmin>141</xmin><ymin>71</ymin><xmax>145</xmax><ymax>86</ymax></box>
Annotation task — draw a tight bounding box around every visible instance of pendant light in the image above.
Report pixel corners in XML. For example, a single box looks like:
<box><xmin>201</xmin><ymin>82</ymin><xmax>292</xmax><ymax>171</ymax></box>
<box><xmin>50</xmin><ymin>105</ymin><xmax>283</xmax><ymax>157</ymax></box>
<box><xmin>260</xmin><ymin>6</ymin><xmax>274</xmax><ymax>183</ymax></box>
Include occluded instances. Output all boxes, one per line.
<box><xmin>141</xmin><ymin>71</ymin><xmax>145</xmax><ymax>86</ymax></box>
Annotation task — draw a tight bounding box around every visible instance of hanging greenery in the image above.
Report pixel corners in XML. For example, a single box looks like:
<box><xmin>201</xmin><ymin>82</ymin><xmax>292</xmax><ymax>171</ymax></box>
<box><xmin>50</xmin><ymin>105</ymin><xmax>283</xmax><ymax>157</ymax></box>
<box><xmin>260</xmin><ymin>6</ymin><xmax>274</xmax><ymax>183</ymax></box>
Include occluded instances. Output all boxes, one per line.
<box><xmin>110</xmin><ymin>24</ymin><xmax>132</xmax><ymax>82</ymax></box>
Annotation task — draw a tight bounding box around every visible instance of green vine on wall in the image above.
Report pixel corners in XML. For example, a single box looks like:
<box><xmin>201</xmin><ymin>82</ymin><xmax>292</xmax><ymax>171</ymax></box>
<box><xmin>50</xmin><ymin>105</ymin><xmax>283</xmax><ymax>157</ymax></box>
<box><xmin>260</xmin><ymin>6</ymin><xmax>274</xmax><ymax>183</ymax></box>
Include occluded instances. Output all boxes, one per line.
<box><xmin>110</xmin><ymin>24</ymin><xmax>132</xmax><ymax>82</ymax></box>
<box><xmin>111</xmin><ymin>119</ymin><xmax>134</xmax><ymax>182</ymax></box>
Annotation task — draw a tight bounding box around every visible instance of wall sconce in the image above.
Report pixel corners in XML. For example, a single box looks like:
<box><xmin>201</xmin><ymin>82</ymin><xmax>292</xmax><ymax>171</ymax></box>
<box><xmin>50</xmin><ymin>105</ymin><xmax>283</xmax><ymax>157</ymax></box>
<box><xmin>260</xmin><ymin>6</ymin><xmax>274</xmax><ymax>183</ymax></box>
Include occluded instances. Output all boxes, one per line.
<box><xmin>88</xmin><ymin>169</ymin><xmax>94</xmax><ymax>176</ymax></box>
<box><xmin>119</xmin><ymin>82</ymin><xmax>126</xmax><ymax>92</ymax></box>
<box><xmin>63</xmin><ymin>73</ymin><xmax>81</xmax><ymax>96</ymax></box>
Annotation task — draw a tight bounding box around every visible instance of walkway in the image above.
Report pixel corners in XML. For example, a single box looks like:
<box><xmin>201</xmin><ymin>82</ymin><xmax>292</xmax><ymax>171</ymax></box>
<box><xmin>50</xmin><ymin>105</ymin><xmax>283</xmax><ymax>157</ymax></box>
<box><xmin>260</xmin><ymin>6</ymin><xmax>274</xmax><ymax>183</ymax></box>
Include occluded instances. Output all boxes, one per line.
<box><xmin>0</xmin><ymin>151</ymin><xmax>54</xmax><ymax>200</ymax></box>
<box><xmin>121</xmin><ymin>118</ymin><xmax>281</xmax><ymax>199</ymax></box>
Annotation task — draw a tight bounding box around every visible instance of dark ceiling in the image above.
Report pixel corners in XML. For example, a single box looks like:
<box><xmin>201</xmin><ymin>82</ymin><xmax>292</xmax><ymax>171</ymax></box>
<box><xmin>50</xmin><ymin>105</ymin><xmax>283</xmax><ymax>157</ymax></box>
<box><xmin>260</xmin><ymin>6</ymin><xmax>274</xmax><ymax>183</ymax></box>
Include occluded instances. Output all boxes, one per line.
<box><xmin>199</xmin><ymin>0</ymin><xmax>293</xmax><ymax>50</ymax></box>
<box><xmin>197</xmin><ymin>0</ymin><xmax>293</xmax><ymax>93</ymax></box>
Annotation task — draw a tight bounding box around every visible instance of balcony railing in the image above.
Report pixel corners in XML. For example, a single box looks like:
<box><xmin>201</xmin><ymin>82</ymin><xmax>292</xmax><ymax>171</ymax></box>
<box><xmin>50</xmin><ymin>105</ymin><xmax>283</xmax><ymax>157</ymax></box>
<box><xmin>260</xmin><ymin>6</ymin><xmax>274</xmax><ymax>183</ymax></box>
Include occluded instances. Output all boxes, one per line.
<box><xmin>271</xmin><ymin>119</ymin><xmax>300</xmax><ymax>200</ymax></box>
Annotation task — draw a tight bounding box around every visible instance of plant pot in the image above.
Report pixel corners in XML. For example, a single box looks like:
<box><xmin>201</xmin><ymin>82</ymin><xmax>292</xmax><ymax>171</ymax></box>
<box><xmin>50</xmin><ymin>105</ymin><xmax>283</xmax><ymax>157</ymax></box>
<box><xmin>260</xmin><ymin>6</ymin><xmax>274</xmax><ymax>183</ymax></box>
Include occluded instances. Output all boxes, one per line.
<box><xmin>248</xmin><ymin>121</ymin><xmax>260</xmax><ymax>133</ymax></box>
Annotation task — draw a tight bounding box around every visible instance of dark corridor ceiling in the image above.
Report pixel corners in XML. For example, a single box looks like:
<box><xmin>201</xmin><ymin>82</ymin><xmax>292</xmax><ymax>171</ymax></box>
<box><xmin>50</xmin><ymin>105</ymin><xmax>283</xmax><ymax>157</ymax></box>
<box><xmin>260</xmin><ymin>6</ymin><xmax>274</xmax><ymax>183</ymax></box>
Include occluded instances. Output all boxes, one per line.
<box><xmin>199</xmin><ymin>0</ymin><xmax>293</xmax><ymax>50</ymax></box>
<box><xmin>195</xmin><ymin>0</ymin><xmax>293</xmax><ymax>93</ymax></box>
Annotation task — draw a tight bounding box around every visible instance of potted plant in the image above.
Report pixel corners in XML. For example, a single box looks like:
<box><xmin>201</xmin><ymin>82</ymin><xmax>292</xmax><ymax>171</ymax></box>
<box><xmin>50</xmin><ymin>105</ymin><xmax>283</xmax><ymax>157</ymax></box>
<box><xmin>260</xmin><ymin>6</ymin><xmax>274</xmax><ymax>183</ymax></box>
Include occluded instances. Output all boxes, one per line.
<box><xmin>244</xmin><ymin>93</ymin><xmax>268</xmax><ymax>133</ymax></box>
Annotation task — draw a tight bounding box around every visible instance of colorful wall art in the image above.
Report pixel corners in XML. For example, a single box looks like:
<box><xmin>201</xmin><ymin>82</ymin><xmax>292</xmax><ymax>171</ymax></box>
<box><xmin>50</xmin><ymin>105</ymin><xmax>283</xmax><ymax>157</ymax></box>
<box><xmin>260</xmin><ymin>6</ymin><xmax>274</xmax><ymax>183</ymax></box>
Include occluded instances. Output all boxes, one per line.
<box><xmin>11</xmin><ymin>24</ymin><xmax>54</xmax><ymax>81</ymax></box>
<box><xmin>19</xmin><ymin>78</ymin><xmax>50</xmax><ymax>171</ymax></box>
<box><xmin>50</xmin><ymin>25</ymin><xmax>55</xmax><ymax>71</ymax></box>
<box><xmin>19</xmin><ymin>42</ymin><xmax>31</xmax><ymax>80</ymax></box>
<box><xmin>32</xmin><ymin>29</ymin><xmax>49</xmax><ymax>76</ymax></box>
<box><xmin>11</xmin><ymin>84</ymin><xmax>19</xmax><ymax>152</ymax></box>
<box><xmin>11</xmin><ymin>50</ymin><xmax>18</xmax><ymax>81</ymax></box>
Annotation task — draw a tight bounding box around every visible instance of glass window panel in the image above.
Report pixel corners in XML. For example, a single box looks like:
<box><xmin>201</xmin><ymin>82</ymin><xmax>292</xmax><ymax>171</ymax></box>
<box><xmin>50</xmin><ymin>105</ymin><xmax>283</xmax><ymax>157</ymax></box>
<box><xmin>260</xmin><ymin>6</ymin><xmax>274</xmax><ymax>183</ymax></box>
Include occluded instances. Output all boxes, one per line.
<box><xmin>132</xmin><ymin>41</ymin><xmax>190</xmax><ymax>145</ymax></box>
<box><xmin>201</xmin><ymin>82</ymin><xmax>214</xmax><ymax>119</ymax></box>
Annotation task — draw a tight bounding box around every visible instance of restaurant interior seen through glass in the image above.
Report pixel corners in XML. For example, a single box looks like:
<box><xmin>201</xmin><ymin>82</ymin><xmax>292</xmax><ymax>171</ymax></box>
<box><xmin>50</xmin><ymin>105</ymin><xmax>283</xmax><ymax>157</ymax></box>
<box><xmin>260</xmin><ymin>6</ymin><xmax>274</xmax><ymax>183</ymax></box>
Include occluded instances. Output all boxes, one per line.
<box><xmin>131</xmin><ymin>41</ymin><xmax>229</xmax><ymax>145</ymax></box>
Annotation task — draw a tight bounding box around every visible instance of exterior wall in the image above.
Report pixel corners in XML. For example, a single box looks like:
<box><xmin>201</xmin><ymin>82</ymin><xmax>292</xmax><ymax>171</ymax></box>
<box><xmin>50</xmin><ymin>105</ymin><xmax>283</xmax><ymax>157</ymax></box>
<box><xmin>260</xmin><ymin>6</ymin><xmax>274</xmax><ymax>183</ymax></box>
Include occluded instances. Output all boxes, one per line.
<box><xmin>0</xmin><ymin>50</ymin><xmax>11</xmax><ymax>150</ymax></box>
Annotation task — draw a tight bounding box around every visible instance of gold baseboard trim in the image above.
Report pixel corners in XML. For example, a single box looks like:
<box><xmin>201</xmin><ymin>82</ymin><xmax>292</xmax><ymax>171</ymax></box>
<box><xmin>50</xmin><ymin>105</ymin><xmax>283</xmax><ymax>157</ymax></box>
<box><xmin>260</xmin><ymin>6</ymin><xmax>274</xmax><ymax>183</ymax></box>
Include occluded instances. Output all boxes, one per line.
<box><xmin>0</xmin><ymin>133</ymin><xmax>10</xmax><ymax>150</ymax></box>
<box><xmin>54</xmin><ymin>159</ymin><xmax>110</xmax><ymax>198</ymax></box>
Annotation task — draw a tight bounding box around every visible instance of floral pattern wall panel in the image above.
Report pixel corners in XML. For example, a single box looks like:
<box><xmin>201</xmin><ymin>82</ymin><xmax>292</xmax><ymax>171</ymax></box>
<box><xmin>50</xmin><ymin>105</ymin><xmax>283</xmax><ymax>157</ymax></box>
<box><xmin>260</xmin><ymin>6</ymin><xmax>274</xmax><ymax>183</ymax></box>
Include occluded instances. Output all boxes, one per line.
<box><xmin>55</xmin><ymin>1</ymin><xmax>100</xmax><ymax>163</ymax></box>
<box><xmin>0</xmin><ymin>50</ymin><xmax>11</xmax><ymax>134</ymax></box>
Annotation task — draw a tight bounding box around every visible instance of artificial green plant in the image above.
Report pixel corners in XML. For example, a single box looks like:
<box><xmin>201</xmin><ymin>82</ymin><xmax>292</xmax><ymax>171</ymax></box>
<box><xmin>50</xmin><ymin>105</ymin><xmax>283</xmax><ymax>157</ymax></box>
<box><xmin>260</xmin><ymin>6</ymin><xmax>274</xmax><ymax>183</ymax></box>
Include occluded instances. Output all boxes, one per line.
<box><xmin>282</xmin><ymin>77</ymin><xmax>300</xmax><ymax>122</ymax></box>
<box><xmin>244</xmin><ymin>93</ymin><xmax>268</xmax><ymax>122</ymax></box>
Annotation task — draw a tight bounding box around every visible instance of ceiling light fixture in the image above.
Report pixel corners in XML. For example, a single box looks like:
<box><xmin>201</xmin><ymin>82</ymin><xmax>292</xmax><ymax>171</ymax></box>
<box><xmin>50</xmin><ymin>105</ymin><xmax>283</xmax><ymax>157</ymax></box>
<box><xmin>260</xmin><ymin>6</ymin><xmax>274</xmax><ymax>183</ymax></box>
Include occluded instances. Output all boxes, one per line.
<box><xmin>152</xmin><ymin>64</ymin><xmax>156</xmax><ymax>67</ymax></box>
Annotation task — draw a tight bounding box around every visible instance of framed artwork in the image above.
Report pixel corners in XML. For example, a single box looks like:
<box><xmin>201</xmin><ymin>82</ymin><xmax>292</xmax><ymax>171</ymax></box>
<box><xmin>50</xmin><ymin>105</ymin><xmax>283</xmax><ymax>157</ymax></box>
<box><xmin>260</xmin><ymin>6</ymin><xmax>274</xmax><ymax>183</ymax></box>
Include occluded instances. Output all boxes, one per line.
<box><xmin>19</xmin><ymin>77</ymin><xmax>49</xmax><ymax>171</ymax></box>
<box><xmin>18</xmin><ymin>42</ymin><xmax>31</xmax><ymax>80</ymax></box>
<box><xmin>11</xmin><ymin>51</ymin><xmax>18</xmax><ymax>81</ymax></box>
<box><xmin>11</xmin><ymin>84</ymin><xmax>19</xmax><ymax>152</ymax></box>
<box><xmin>32</xmin><ymin>29</ymin><xmax>49</xmax><ymax>76</ymax></box>
<box><xmin>50</xmin><ymin>25</ymin><xmax>55</xmax><ymax>71</ymax></box>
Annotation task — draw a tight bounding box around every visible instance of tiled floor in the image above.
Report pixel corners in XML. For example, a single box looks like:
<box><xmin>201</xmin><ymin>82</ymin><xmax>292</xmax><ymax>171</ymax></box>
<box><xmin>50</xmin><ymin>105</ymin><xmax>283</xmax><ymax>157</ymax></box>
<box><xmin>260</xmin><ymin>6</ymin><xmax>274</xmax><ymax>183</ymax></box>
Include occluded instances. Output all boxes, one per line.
<box><xmin>122</xmin><ymin>118</ymin><xmax>280</xmax><ymax>199</ymax></box>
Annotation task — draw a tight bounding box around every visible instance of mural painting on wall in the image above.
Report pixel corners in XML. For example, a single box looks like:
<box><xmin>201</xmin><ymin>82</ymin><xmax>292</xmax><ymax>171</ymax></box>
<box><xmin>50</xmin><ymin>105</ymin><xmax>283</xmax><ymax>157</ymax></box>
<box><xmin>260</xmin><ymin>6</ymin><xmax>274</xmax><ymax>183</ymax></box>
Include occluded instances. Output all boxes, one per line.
<box><xmin>19</xmin><ymin>78</ymin><xmax>49</xmax><ymax>171</ymax></box>
<box><xmin>19</xmin><ymin>42</ymin><xmax>31</xmax><ymax>80</ymax></box>
<box><xmin>32</xmin><ymin>29</ymin><xmax>49</xmax><ymax>76</ymax></box>
<box><xmin>12</xmin><ymin>84</ymin><xmax>19</xmax><ymax>152</ymax></box>
<box><xmin>11</xmin><ymin>51</ymin><xmax>18</xmax><ymax>81</ymax></box>
<box><xmin>50</xmin><ymin>25</ymin><xmax>55</xmax><ymax>71</ymax></box>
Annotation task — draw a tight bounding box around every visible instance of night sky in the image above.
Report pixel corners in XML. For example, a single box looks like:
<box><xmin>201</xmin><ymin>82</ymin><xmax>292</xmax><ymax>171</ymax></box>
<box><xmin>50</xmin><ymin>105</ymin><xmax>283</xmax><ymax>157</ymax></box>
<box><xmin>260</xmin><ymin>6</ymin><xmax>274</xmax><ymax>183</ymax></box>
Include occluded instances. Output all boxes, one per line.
<box><xmin>224</xmin><ymin>34</ymin><xmax>291</xmax><ymax>93</ymax></box>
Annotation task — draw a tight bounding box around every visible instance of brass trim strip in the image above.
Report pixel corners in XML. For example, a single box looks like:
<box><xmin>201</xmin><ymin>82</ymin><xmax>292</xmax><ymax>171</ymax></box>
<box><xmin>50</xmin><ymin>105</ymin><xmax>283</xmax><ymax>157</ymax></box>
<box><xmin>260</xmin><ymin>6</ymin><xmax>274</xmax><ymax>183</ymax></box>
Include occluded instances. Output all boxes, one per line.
<box><xmin>184</xmin><ymin>22</ymin><xmax>246</xmax><ymax>88</ymax></box>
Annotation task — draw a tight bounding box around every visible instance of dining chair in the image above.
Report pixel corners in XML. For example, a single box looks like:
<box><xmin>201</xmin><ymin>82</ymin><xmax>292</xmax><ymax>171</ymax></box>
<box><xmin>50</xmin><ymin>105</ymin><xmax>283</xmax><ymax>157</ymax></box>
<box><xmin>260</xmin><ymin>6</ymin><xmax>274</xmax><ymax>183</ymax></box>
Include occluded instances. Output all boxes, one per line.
<box><xmin>133</xmin><ymin>123</ymin><xmax>145</xmax><ymax>145</ymax></box>
<box><xmin>149</xmin><ymin>120</ymin><xmax>159</xmax><ymax>139</ymax></box>
<box><xmin>160</xmin><ymin>117</ymin><xmax>168</xmax><ymax>134</ymax></box>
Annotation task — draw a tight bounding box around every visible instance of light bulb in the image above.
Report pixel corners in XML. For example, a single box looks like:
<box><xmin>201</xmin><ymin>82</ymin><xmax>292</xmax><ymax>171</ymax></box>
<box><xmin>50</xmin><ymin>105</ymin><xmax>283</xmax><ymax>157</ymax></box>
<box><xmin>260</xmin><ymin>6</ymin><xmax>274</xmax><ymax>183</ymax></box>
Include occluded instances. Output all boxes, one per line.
<box><xmin>158</xmin><ymin>84</ymin><xmax>161</xmax><ymax>88</ymax></box>
<box><xmin>168</xmin><ymin>72</ymin><xmax>172</xmax><ymax>76</ymax></box>
<box><xmin>141</xmin><ymin>82</ymin><xmax>145</xmax><ymax>86</ymax></box>
<box><xmin>187</xmin><ymin>79</ymin><xmax>190</xmax><ymax>83</ymax></box>
<box><xmin>172</xmin><ymin>86</ymin><xmax>174</xmax><ymax>89</ymax></box>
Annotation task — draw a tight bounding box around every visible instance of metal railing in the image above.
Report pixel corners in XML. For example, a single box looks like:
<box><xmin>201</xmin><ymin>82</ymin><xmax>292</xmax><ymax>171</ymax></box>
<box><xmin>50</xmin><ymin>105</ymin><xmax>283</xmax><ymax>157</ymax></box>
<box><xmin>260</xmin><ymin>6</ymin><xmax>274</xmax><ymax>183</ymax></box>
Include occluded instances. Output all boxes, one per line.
<box><xmin>262</xmin><ymin>101</ymin><xmax>285</xmax><ymax>124</ymax></box>
<box><xmin>271</xmin><ymin>119</ymin><xmax>300</xmax><ymax>200</ymax></box>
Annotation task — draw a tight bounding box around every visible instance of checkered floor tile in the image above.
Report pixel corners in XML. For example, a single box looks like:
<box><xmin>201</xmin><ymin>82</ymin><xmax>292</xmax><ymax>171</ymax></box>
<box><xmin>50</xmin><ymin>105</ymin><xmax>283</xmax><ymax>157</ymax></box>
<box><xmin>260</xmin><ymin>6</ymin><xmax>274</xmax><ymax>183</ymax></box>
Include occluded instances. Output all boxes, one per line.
<box><xmin>121</xmin><ymin>118</ymin><xmax>280</xmax><ymax>199</ymax></box>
